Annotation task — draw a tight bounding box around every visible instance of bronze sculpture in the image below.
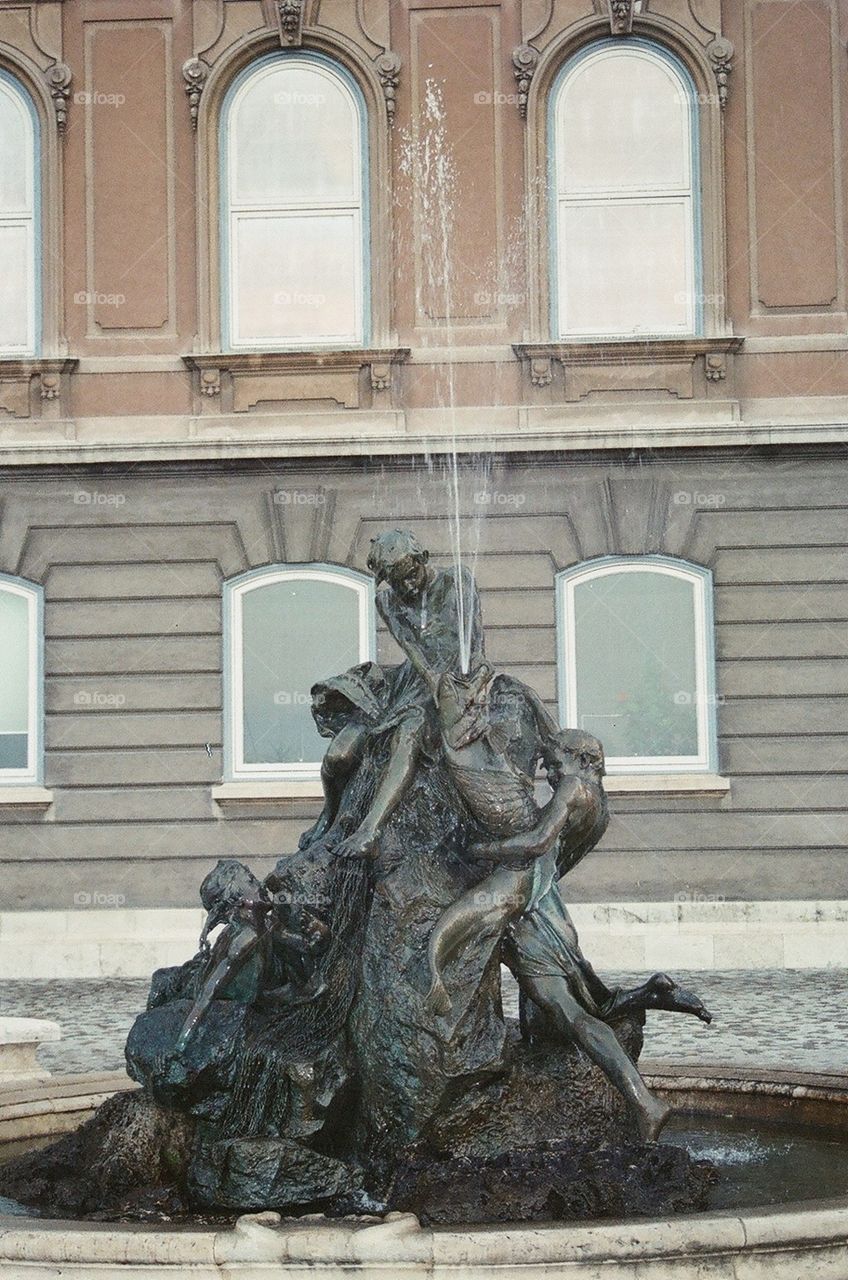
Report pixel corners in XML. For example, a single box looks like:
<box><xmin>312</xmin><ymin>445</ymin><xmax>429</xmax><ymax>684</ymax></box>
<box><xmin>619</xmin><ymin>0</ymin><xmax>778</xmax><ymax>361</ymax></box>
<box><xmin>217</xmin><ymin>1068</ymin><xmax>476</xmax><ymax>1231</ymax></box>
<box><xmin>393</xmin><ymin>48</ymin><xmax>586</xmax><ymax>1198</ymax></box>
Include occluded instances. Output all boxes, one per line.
<box><xmin>0</xmin><ymin>529</ymin><xmax>715</xmax><ymax>1222</ymax></box>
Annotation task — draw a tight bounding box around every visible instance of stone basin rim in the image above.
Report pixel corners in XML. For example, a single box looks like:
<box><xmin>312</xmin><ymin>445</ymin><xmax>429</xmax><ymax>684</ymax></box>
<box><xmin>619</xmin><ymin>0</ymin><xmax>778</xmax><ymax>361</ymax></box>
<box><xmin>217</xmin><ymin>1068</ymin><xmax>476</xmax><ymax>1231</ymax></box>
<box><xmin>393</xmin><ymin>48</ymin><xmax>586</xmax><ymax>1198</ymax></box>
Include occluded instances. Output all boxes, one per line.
<box><xmin>2</xmin><ymin>1063</ymin><xmax>848</xmax><ymax>1275</ymax></box>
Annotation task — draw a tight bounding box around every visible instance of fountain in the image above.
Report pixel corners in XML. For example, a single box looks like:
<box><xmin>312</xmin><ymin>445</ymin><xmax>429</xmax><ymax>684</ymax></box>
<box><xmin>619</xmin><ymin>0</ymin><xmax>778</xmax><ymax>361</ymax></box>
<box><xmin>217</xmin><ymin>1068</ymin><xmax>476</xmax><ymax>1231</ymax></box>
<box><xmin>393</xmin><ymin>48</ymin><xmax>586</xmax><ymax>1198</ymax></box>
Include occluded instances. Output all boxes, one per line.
<box><xmin>3</xmin><ymin>78</ymin><xmax>848</xmax><ymax>1280</ymax></box>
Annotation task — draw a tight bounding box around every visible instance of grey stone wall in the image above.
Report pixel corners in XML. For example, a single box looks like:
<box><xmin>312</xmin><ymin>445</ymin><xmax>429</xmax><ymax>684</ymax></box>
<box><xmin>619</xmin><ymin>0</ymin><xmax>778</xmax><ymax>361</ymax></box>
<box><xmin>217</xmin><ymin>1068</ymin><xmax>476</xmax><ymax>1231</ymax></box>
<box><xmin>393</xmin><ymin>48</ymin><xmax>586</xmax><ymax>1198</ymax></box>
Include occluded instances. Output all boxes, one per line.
<box><xmin>1</xmin><ymin>446</ymin><xmax>846</xmax><ymax>909</ymax></box>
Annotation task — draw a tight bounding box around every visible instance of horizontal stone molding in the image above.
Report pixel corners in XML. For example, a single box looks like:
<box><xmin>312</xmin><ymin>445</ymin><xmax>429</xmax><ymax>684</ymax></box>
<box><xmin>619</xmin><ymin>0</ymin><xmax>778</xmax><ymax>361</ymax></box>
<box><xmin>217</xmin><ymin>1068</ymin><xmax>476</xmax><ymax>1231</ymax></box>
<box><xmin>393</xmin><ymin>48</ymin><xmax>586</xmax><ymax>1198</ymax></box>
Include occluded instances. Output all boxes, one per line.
<box><xmin>0</xmin><ymin>788</ymin><xmax>53</xmax><ymax>809</ymax></box>
<box><xmin>212</xmin><ymin>779</ymin><xmax>323</xmax><ymax>802</ymax></box>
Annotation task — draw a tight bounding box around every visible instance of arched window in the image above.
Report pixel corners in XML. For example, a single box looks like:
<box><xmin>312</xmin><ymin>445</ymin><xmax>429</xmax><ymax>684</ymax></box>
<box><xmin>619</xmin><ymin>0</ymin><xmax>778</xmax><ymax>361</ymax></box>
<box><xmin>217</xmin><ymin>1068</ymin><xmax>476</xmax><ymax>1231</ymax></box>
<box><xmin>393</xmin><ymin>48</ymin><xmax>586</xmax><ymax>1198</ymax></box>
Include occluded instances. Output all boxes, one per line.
<box><xmin>556</xmin><ymin>557</ymin><xmax>717</xmax><ymax>773</ymax></box>
<box><xmin>0</xmin><ymin>70</ymin><xmax>39</xmax><ymax>356</ymax></box>
<box><xmin>550</xmin><ymin>40</ymin><xmax>700</xmax><ymax>339</ymax></box>
<box><xmin>0</xmin><ymin>575</ymin><xmax>43</xmax><ymax>783</ymax></box>
<box><xmin>221</xmin><ymin>52</ymin><xmax>368</xmax><ymax>351</ymax></box>
<box><xmin>224</xmin><ymin>565</ymin><xmax>375</xmax><ymax>779</ymax></box>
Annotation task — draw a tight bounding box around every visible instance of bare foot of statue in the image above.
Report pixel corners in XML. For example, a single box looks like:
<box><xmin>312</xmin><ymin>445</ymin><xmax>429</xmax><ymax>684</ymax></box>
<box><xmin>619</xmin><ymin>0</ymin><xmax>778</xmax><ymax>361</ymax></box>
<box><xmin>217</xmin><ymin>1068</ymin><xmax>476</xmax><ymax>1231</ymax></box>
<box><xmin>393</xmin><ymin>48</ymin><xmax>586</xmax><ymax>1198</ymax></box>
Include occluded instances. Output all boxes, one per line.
<box><xmin>424</xmin><ymin>974</ymin><xmax>452</xmax><ymax>1019</ymax></box>
<box><xmin>609</xmin><ymin>973</ymin><xmax>712</xmax><ymax>1025</ymax></box>
<box><xmin>637</xmin><ymin>1094</ymin><xmax>673</xmax><ymax>1144</ymax></box>
<box><xmin>336</xmin><ymin>824</ymin><xmax>379</xmax><ymax>861</ymax></box>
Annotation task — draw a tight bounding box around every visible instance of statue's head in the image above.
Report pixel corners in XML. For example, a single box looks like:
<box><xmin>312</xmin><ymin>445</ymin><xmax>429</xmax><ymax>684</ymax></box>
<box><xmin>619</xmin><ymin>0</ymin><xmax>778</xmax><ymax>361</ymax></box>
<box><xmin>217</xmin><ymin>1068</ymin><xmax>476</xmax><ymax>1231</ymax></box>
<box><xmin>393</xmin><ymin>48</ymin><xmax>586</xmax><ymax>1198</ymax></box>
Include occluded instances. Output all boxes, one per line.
<box><xmin>367</xmin><ymin>529</ymin><xmax>429</xmax><ymax>602</ymax></box>
<box><xmin>199</xmin><ymin>858</ymin><xmax>263</xmax><ymax>918</ymax></box>
<box><xmin>542</xmin><ymin>729</ymin><xmax>605</xmax><ymax>785</ymax></box>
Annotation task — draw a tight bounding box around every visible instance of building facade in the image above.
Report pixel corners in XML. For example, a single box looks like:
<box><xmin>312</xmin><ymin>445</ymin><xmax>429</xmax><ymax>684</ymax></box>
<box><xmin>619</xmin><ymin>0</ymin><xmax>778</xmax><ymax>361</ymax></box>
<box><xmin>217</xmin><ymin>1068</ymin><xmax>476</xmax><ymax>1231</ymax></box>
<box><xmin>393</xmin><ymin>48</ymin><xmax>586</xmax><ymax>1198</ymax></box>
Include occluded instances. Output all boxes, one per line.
<box><xmin>0</xmin><ymin>0</ymin><xmax>846</xmax><ymax>972</ymax></box>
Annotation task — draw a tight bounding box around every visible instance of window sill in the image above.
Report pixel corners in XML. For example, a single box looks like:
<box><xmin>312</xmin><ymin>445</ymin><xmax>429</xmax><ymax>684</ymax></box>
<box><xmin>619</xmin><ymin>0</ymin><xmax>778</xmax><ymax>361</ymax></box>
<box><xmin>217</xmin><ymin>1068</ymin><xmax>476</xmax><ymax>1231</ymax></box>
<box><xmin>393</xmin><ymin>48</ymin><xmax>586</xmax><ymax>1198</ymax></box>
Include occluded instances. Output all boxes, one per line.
<box><xmin>183</xmin><ymin>349</ymin><xmax>410</xmax><ymax>412</ymax></box>
<box><xmin>513</xmin><ymin>337</ymin><xmax>743</xmax><ymax>402</ymax></box>
<box><xmin>0</xmin><ymin>786</ymin><xmax>54</xmax><ymax>809</ymax></box>
<box><xmin>0</xmin><ymin>358</ymin><xmax>77</xmax><ymax>420</ymax></box>
<box><xmin>604</xmin><ymin>774</ymin><xmax>730</xmax><ymax>796</ymax></box>
<box><xmin>212</xmin><ymin>780</ymin><xmax>323</xmax><ymax>804</ymax></box>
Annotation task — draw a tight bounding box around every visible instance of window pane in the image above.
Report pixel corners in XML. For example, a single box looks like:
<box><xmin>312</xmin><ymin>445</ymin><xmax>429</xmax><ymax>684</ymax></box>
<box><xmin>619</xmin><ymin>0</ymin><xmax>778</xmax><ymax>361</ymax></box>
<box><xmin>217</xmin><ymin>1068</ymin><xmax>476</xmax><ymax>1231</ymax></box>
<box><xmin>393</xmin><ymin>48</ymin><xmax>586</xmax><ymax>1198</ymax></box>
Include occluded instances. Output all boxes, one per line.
<box><xmin>0</xmin><ymin>223</ymin><xmax>31</xmax><ymax>351</ymax></box>
<box><xmin>0</xmin><ymin>589</ymin><xmax>30</xmax><ymax>770</ymax></box>
<box><xmin>231</xmin><ymin>63</ymin><xmax>359</xmax><ymax>206</ymax></box>
<box><xmin>241</xmin><ymin>578</ymin><xmax>362</xmax><ymax>767</ymax></box>
<box><xmin>232</xmin><ymin>213</ymin><xmax>359</xmax><ymax>344</ymax></box>
<box><xmin>558</xmin><ymin>51</ymin><xmax>690</xmax><ymax>194</ymax></box>
<box><xmin>558</xmin><ymin>200</ymin><xmax>691</xmax><ymax>336</ymax></box>
<box><xmin>0</xmin><ymin>83</ymin><xmax>30</xmax><ymax>212</ymax></box>
<box><xmin>572</xmin><ymin>571</ymin><xmax>699</xmax><ymax>759</ymax></box>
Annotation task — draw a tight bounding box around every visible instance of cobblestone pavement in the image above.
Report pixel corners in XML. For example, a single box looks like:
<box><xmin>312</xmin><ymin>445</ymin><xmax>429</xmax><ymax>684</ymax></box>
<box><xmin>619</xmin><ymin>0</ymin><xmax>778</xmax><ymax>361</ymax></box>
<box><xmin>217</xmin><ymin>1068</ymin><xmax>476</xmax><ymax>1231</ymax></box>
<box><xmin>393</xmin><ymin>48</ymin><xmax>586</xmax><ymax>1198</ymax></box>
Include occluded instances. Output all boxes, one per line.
<box><xmin>2</xmin><ymin>970</ymin><xmax>846</xmax><ymax>1077</ymax></box>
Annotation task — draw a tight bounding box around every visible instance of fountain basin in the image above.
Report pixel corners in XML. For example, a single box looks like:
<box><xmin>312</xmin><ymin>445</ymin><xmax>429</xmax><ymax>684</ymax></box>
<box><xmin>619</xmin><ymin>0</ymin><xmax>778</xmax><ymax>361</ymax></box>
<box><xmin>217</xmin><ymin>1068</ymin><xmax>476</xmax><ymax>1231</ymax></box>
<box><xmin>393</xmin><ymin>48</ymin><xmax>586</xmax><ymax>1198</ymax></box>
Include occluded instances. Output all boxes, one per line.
<box><xmin>1</xmin><ymin>1065</ymin><xmax>848</xmax><ymax>1278</ymax></box>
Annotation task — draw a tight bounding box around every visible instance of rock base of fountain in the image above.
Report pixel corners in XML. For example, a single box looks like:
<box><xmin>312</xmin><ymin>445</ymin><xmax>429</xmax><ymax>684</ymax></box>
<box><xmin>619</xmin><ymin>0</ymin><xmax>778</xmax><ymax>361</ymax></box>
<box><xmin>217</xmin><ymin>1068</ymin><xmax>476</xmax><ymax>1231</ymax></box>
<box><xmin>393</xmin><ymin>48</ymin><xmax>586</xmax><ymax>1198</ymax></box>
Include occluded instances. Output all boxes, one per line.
<box><xmin>0</xmin><ymin>1018</ymin><xmax>714</xmax><ymax>1224</ymax></box>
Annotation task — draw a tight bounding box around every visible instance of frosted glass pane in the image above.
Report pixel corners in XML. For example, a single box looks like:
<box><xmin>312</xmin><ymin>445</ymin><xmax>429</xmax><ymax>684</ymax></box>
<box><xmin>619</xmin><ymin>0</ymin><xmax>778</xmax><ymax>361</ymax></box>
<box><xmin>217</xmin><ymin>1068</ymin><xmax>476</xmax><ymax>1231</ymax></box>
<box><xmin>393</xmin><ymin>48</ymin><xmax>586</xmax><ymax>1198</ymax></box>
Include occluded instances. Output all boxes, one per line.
<box><xmin>558</xmin><ymin>200</ymin><xmax>691</xmax><ymax>336</ymax></box>
<box><xmin>233</xmin><ymin>214</ymin><xmax>359</xmax><ymax>344</ymax></box>
<box><xmin>232</xmin><ymin>63</ymin><xmax>358</xmax><ymax>206</ymax></box>
<box><xmin>0</xmin><ymin>590</ymin><xmax>30</xmax><ymax>769</ymax></box>
<box><xmin>572</xmin><ymin>571</ymin><xmax>699</xmax><ymax>759</ymax></box>
<box><xmin>558</xmin><ymin>51</ymin><xmax>690</xmax><ymax>193</ymax></box>
<box><xmin>0</xmin><ymin>224</ymin><xmax>32</xmax><ymax>350</ymax></box>
<box><xmin>0</xmin><ymin>84</ymin><xmax>30</xmax><ymax>212</ymax></box>
<box><xmin>241</xmin><ymin>578</ymin><xmax>362</xmax><ymax>766</ymax></box>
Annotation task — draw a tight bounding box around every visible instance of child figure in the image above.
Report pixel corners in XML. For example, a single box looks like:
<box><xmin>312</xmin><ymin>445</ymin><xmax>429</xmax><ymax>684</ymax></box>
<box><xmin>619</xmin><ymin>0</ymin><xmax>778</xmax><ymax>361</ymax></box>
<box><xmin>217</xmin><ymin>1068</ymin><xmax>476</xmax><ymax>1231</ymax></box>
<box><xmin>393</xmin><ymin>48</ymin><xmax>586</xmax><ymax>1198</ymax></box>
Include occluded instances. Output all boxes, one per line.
<box><xmin>175</xmin><ymin>859</ymin><xmax>330</xmax><ymax>1051</ymax></box>
<box><xmin>303</xmin><ymin>530</ymin><xmax>485</xmax><ymax>861</ymax></box>
<box><xmin>424</xmin><ymin>726</ymin><xmax>607</xmax><ymax>1019</ymax></box>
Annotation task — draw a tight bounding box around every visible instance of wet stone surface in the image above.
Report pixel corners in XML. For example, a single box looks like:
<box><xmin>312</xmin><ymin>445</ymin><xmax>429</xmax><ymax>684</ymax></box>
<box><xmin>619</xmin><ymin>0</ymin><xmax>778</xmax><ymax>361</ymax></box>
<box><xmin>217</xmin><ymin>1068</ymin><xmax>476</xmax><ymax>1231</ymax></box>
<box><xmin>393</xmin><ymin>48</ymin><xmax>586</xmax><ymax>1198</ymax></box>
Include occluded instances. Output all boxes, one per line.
<box><xmin>2</xmin><ymin>969</ymin><xmax>846</xmax><ymax>1078</ymax></box>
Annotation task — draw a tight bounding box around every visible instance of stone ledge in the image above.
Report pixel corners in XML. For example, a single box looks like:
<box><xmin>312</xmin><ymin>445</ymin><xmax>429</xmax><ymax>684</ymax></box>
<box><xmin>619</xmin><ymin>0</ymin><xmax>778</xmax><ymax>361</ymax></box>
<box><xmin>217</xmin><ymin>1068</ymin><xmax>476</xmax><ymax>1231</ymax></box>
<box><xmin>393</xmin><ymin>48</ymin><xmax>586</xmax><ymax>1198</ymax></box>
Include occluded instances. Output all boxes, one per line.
<box><xmin>604</xmin><ymin>774</ymin><xmax>730</xmax><ymax>795</ymax></box>
<box><xmin>0</xmin><ymin>788</ymin><xmax>53</xmax><ymax>809</ymax></box>
<box><xmin>212</xmin><ymin>779</ymin><xmax>323</xmax><ymax>803</ymax></box>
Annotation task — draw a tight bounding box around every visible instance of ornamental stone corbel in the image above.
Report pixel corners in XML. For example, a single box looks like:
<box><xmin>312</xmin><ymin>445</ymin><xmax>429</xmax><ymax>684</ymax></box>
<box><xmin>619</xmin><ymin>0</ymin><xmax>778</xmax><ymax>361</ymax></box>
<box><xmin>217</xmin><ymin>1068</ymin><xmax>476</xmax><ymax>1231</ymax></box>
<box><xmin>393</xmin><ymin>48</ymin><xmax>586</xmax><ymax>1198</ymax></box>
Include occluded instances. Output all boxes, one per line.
<box><xmin>607</xmin><ymin>0</ymin><xmax>636</xmax><ymax>35</ymax></box>
<box><xmin>530</xmin><ymin>357</ymin><xmax>553</xmax><ymax>388</ymax></box>
<box><xmin>374</xmin><ymin>51</ymin><xmax>401</xmax><ymax>127</ymax></box>
<box><xmin>277</xmin><ymin>0</ymin><xmax>304</xmax><ymax>47</ymax></box>
<box><xmin>512</xmin><ymin>45</ymin><xmax>540</xmax><ymax>119</ymax></box>
<box><xmin>45</xmin><ymin>63</ymin><xmax>72</xmax><ymax>135</ymax></box>
<box><xmin>707</xmin><ymin>36</ymin><xmax>734</xmax><ymax>110</ymax></box>
<box><xmin>182</xmin><ymin>58</ymin><xmax>210</xmax><ymax>131</ymax></box>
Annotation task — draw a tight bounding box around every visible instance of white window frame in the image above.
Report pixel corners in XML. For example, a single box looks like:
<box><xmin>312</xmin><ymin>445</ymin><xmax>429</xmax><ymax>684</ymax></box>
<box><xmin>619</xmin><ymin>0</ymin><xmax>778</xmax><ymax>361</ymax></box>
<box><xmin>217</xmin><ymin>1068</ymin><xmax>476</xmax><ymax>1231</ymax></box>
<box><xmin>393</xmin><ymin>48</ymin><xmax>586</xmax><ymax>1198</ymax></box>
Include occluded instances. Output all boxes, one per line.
<box><xmin>550</xmin><ymin>39</ymin><xmax>701</xmax><ymax>340</ymax></box>
<box><xmin>0</xmin><ymin>575</ymin><xmax>43</xmax><ymax>785</ymax></box>
<box><xmin>0</xmin><ymin>70</ymin><xmax>39</xmax><ymax>358</ymax></box>
<box><xmin>224</xmin><ymin>564</ymin><xmax>375</xmax><ymax>781</ymax></box>
<box><xmin>221</xmin><ymin>53</ymin><xmax>368</xmax><ymax>351</ymax></box>
<box><xmin>556</xmin><ymin>556</ymin><xmax>718</xmax><ymax>775</ymax></box>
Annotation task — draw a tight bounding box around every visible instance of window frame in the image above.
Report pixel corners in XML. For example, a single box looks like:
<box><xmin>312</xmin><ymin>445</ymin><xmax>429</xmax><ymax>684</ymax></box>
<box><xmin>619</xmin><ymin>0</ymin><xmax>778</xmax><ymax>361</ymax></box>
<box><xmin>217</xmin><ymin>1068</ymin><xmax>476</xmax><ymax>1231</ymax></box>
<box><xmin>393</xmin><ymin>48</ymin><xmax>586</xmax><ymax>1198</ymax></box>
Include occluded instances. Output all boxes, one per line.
<box><xmin>0</xmin><ymin>67</ymin><xmax>41</xmax><ymax>358</ymax></box>
<box><xmin>223</xmin><ymin>563</ymin><xmax>376</xmax><ymax>782</ymax></box>
<box><xmin>556</xmin><ymin>555</ymin><xmax>718</xmax><ymax>775</ymax></box>
<box><xmin>219</xmin><ymin>50</ymin><xmax>371</xmax><ymax>353</ymax></box>
<box><xmin>548</xmin><ymin>37</ymin><xmax>703</xmax><ymax>342</ymax></box>
<box><xmin>0</xmin><ymin>574</ymin><xmax>43</xmax><ymax>785</ymax></box>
